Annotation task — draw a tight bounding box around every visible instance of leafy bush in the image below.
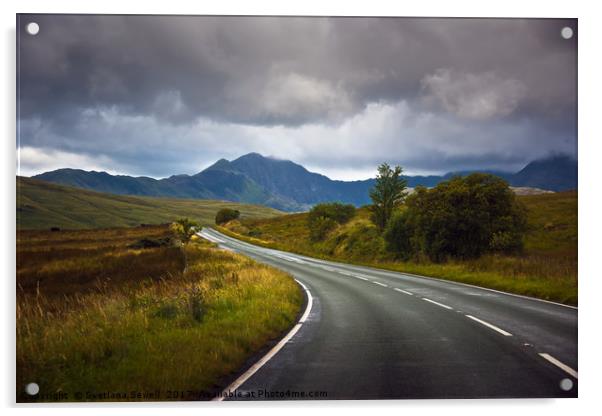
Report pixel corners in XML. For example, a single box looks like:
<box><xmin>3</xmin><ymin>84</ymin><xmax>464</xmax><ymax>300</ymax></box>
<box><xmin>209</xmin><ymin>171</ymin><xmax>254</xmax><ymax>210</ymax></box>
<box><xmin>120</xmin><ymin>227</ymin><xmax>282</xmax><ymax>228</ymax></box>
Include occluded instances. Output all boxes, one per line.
<box><xmin>385</xmin><ymin>173</ymin><xmax>527</xmax><ymax>261</ymax></box>
<box><xmin>383</xmin><ymin>211</ymin><xmax>414</xmax><ymax>260</ymax></box>
<box><xmin>215</xmin><ymin>208</ymin><xmax>240</xmax><ymax>225</ymax></box>
<box><xmin>307</xmin><ymin>202</ymin><xmax>355</xmax><ymax>241</ymax></box>
<box><xmin>308</xmin><ymin>217</ymin><xmax>338</xmax><ymax>242</ymax></box>
<box><xmin>308</xmin><ymin>202</ymin><xmax>355</xmax><ymax>225</ymax></box>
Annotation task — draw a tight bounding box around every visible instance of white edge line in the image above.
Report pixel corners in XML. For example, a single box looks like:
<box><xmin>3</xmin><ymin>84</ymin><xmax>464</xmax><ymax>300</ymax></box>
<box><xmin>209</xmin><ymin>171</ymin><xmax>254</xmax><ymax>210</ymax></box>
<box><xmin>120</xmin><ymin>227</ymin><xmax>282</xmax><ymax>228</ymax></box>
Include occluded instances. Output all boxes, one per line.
<box><xmin>296</xmin><ymin>280</ymin><xmax>313</xmax><ymax>323</ymax></box>
<box><xmin>207</xmin><ymin>228</ymin><xmax>577</xmax><ymax>310</ymax></box>
<box><xmin>422</xmin><ymin>297</ymin><xmax>453</xmax><ymax>310</ymax></box>
<box><xmin>465</xmin><ymin>314</ymin><xmax>513</xmax><ymax>337</ymax></box>
<box><xmin>538</xmin><ymin>353</ymin><xmax>578</xmax><ymax>379</ymax></box>
<box><xmin>212</xmin><ymin>278</ymin><xmax>313</xmax><ymax>401</ymax></box>
<box><xmin>394</xmin><ymin>288</ymin><xmax>413</xmax><ymax>296</ymax></box>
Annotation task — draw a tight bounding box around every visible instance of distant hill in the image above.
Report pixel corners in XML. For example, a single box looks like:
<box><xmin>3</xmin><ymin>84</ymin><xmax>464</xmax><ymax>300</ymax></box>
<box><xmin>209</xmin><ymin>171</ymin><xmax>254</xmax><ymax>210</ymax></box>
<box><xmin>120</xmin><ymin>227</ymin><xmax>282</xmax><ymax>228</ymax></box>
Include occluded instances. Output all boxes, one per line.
<box><xmin>32</xmin><ymin>153</ymin><xmax>577</xmax><ymax>211</ymax></box>
<box><xmin>510</xmin><ymin>155</ymin><xmax>578</xmax><ymax>191</ymax></box>
<box><xmin>17</xmin><ymin>177</ymin><xmax>283</xmax><ymax>229</ymax></box>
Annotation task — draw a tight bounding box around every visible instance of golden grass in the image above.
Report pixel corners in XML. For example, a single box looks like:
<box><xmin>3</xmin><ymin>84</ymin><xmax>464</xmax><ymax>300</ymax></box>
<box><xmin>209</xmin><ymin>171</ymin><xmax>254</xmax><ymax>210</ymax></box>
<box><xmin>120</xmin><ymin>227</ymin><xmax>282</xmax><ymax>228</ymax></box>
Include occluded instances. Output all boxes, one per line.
<box><xmin>16</xmin><ymin>226</ymin><xmax>302</xmax><ymax>402</ymax></box>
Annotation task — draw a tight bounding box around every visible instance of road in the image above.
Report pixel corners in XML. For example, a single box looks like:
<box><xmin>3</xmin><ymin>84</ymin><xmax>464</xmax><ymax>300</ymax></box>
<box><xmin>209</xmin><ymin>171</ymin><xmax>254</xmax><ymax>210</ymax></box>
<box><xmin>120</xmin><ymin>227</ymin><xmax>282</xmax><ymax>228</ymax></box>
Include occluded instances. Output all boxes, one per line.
<box><xmin>200</xmin><ymin>228</ymin><xmax>578</xmax><ymax>400</ymax></box>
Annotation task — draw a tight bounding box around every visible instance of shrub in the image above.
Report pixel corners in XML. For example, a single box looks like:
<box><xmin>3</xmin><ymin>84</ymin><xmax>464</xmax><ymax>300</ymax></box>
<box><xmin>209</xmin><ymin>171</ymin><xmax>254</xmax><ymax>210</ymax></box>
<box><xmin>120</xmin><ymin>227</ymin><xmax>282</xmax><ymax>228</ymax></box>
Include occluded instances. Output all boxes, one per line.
<box><xmin>307</xmin><ymin>202</ymin><xmax>356</xmax><ymax>241</ymax></box>
<box><xmin>307</xmin><ymin>202</ymin><xmax>355</xmax><ymax>225</ymax></box>
<box><xmin>385</xmin><ymin>173</ymin><xmax>527</xmax><ymax>261</ymax></box>
<box><xmin>215</xmin><ymin>208</ymin><xmax>240</xmax><ymax>225</ymax></box>
<box><xmin>383</xmin><ymin>211</ymin><xmax>414</xmax><ymax>260</ymax></box>
<box><xmin>309</xmin><ymin>217</ymin><xmax>338</xmax><ymax>242</ymax></box>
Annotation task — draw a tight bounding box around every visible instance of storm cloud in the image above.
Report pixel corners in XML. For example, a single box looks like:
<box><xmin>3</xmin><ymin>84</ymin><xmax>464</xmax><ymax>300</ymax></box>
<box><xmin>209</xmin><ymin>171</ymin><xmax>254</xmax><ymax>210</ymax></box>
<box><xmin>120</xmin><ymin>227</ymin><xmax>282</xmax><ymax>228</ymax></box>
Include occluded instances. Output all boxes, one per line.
<box><xmin>17</xmin><ymin>15</ymin><xmax>577</xmax><ymax>179</ymax></box>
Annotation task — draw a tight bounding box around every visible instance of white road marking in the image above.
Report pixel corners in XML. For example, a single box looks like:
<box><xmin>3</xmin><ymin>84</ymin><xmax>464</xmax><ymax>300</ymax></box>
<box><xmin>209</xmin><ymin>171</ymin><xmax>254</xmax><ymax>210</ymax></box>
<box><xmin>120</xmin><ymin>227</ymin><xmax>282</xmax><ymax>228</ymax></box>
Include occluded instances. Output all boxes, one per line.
<box><xmin>212</xmin><ymin>278</ymin><xmax>314</xmax><ymax>401</ymax></box>
<box><xmin>275</xmin><ymin>254</ymin><xmax>305</xmax><ymax>264</ymax></box>
<box><xmin>296</xmin><ymin>280</ymin><xmax>313</xmax><ymax>323</ymax></box>
<box><xmin>422</xmin><ymin>297</ymin><xmax>453</xmax><ymax>310</ymax></box>
<box><xmin>373</xmin><ymin>281</ymin><xmax>388</xmax><ymax>287</ymax></box>
<box><xmin>354</xmin><ymin>275</ymin><xmax>369</xmax><ymax>281</ymax></box>
<box><xmin>394</xmin><ymin>288</ymin><xmax>414</xmax><ymax>296</ymax></box>
<box><xmin>465</xmin><ymin>315</ymin><xmax>513</xmax><ymax>336</ymax></box>
<box><xmin>538</xmin><ymin>353</ymin><xmax>578</xmax><ymax>379</ymax></box>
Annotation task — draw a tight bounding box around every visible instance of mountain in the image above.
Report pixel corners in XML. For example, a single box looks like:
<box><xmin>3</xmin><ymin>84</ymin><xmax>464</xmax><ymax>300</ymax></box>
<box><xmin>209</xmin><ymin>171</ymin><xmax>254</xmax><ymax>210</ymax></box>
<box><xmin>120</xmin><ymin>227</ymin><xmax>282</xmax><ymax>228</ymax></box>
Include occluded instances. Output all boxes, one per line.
<box><xmin>32</xmin><ymin>153</ymin><xmax>577</xmax><ymax>211</ymax></box>
<box><xmin>34</xmin><ymin>165</ymin><xmax>301</xmax><ymax>211</ymax></box>
<box><xmin>204</xmin><ymin>153</ymin><xmax>374</xmax><ymax>207</ymax></box>
<box><xmin>511</xmin><ymin>155</ymin><xmax>577</xmax><ymax>192</ymax></box>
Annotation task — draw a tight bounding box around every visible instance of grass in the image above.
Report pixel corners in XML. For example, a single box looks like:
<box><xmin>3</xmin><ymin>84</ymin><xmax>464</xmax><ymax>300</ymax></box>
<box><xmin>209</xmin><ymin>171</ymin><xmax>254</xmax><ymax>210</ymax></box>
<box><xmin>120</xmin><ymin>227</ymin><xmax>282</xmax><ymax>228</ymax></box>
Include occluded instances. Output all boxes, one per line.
<box><xmin>219</xmin><ymin>191</ymin><xmax>577</xmax><ymax>305</ymax></box>
<box><xmin>16</xmin><ymin>225</ymin><xmax>302</xmax><ymax>402</ymax></box>
<box><xmin>17</xmin><ymin>176</ymin><xmax>283</xmax><ymax>230</ymax></box>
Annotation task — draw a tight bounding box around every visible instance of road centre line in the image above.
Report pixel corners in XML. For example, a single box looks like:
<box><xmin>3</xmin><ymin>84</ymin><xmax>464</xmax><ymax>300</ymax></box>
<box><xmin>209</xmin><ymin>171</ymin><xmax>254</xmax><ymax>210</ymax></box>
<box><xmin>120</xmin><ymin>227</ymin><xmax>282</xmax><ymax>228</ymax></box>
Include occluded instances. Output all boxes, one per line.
<box><xmin>465</xmin><ymin>314</ymin><xmax>513</xmax><ymax>336</ymax></box>
<box><xmin>373</xmin><ymin>281</ymin><xmax>388</xmax><ymax>287</ymax></box>
<box><xmin>538</xmin><ymin>353</ymin><xmax>578</xmax><ymax>379</ymax></box>
<box><xmin>394</xmin><ymin>288</ymin><xmax>414</xmax><ymax>295</ymax></box>
<box><xmin>422</xmin><ymin>297</ymin><xmax>454</xmax><ymax>310</ymax></box>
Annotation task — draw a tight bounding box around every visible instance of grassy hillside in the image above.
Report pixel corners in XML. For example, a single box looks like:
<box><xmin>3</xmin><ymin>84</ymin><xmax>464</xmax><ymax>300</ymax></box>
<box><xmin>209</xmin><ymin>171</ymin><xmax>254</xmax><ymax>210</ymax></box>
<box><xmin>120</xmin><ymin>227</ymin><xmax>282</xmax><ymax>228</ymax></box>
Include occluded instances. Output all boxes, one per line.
<box><xmin>17</xmin><ymin>225</ymin><xmax>302</xmax><ymax>402</ymax></box>
<box><xmin>17</xmin><ymin>176</ymin><xmax>283</xmax><ymax>230</ymax></box>
<box><xmin>220</xmin><ymin>191</ymin><xmax>577</xmax><ymax>305</ymax></box>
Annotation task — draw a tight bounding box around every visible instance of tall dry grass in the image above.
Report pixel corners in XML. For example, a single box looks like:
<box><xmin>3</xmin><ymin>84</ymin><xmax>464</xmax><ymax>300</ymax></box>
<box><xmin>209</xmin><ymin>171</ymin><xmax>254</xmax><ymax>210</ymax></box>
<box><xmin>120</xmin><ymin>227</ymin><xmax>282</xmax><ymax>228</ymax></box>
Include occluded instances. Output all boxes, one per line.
<box><xmin>17</xmin><ymin>227</ymin><xmax>302</xmax><ymax>402</ymax></box>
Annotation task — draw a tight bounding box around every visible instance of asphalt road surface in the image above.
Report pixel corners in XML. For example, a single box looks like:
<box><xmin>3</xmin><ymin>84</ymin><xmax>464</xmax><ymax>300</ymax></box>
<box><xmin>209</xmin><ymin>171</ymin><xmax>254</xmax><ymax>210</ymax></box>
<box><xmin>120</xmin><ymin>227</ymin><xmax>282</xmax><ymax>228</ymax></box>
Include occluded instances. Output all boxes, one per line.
<box><xmin>200</xmin><ymin>228</ymin><xmax>578</xmax><ymax>400</ymax></box>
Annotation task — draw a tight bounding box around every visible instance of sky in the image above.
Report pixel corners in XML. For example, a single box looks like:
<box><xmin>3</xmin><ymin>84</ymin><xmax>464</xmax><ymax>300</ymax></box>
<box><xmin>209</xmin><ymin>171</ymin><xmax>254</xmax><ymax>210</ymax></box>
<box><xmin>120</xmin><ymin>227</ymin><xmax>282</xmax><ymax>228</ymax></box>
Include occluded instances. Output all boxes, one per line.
<box><xmin>17</xmin><ymin>15</ymin><xmax>577</xmax><ymax>180</ymax></box>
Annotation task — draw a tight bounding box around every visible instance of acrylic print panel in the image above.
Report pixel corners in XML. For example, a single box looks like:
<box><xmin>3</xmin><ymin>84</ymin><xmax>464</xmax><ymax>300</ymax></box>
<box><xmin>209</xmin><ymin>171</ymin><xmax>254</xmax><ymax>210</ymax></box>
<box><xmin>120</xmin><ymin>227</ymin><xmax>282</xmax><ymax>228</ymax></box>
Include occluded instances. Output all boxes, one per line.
<box><xmin>16</xmin><ymin>14</ymin><xmax>578</xmax><ymax>402</ymax></box>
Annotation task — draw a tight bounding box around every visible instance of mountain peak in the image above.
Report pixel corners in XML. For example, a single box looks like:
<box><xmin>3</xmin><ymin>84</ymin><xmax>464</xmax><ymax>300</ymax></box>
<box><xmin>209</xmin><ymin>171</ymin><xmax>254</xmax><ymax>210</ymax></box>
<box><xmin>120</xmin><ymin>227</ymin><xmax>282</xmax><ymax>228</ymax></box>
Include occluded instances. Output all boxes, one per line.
<box><xmin>238</xmin><ymin>152</ymin><xmax>264</xmax><ymax>159</ymax></box>
<box><xmin>204</xmin><ymin>158</ymin><xmax>231</xmax><ymax>171</ymax></box>
<box><xmin>233</xmin><ymin>152</ymin><xmax>280</xmax><ymax>163</ymax></box>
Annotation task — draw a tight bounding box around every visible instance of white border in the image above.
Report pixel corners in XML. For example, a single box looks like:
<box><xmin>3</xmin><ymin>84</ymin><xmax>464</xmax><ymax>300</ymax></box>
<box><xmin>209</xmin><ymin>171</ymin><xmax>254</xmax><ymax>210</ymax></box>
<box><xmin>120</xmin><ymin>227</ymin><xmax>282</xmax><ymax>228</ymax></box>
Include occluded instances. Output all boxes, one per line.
<box><xmin>4</xmin><ymin>1</ymin><xmax>601</xmax><ymax>415</ymax></box>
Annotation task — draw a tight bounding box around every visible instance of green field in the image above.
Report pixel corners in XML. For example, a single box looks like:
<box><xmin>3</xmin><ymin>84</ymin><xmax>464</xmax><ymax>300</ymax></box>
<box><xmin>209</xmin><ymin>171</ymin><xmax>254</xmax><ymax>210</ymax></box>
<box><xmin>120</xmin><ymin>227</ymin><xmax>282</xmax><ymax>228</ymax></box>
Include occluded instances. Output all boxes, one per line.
<box><xmin>17</xmin><ymin>176</ymin><xmax>284</xmax><ymax>230</ymax></box>
<box><xmin>17</xmin><ymin>225</ymin><xmax>302</xmax><ymax>402</ymax></box>
<box><xmin>219</xmin><ymin>191</ymin><xmax>577</xmax><ymax>305</ymax></box>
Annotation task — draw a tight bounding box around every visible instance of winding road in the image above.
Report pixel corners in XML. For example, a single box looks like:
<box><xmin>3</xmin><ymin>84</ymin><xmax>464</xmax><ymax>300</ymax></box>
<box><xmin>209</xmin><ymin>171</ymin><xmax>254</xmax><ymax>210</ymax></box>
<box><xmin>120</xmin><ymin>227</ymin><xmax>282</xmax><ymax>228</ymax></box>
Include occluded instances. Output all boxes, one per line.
<box><xmin>200</xmin><ymin>228</ymin><xmax>578</xmax><ymax>400</ymax></box>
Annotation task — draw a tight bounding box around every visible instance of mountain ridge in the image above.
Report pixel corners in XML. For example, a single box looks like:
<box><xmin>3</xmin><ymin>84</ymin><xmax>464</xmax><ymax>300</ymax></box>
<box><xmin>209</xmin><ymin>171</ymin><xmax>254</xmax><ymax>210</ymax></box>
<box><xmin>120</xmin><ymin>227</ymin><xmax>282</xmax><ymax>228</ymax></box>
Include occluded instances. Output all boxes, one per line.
<box><xmin>32</xmin><ymin>153</ymin><xmax>577</xmax><ymax>211</ymax></box>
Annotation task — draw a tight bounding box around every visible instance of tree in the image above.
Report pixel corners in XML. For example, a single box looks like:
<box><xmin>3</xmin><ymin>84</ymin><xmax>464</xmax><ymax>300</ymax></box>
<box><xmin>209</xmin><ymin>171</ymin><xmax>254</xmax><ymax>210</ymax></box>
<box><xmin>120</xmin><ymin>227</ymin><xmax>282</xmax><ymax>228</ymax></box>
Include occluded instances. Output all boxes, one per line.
<box><xmin>369</xmin><ymin>163</ymin><xmax>408</xmax><ymax>231</ymax></box>
<box><xmin>215</xmin><ymin>208</ymin><xmax>240</xmax><ymax>225</ymax></box>
<box><xmin>170</xmin><ymin>218</ymin><xmax>199</xmax><ymax>244</ymax></box>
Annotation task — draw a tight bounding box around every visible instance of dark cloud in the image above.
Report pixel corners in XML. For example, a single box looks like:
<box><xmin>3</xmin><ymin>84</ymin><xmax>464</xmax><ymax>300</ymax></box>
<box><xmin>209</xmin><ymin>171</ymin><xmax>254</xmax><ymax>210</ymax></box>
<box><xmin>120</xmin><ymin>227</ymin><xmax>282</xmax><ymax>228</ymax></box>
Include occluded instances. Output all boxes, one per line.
<box><xmin>17</xmin><ymin>15</ymin><xmax>577</xmax><ymax>179</ymax></box>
